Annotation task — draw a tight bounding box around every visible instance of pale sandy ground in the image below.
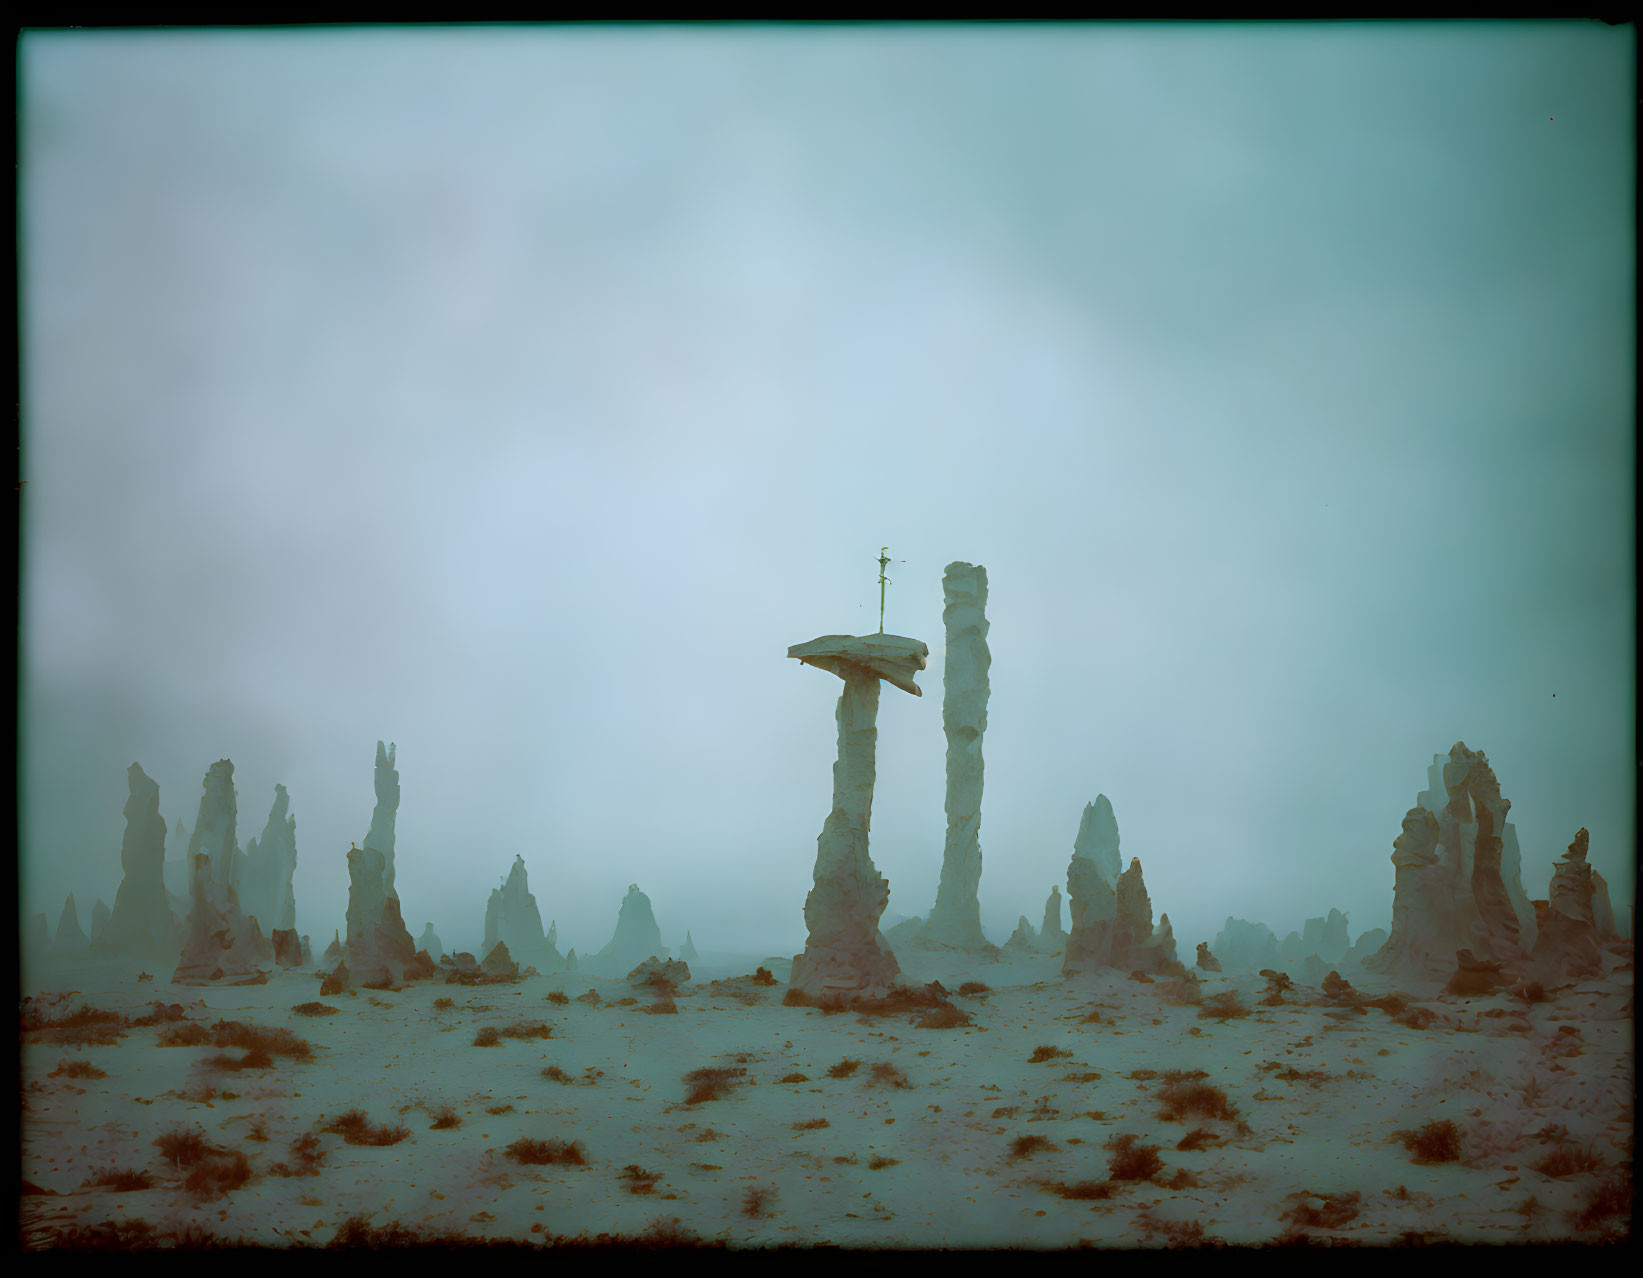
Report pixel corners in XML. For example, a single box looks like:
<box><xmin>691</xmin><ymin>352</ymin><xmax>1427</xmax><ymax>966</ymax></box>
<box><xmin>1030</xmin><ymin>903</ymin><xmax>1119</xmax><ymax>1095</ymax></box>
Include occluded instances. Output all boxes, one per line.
<box><xmin>18</xmin><ymin>947</ymin><xmax>1633</xmax><ymax>1249</ymax></box>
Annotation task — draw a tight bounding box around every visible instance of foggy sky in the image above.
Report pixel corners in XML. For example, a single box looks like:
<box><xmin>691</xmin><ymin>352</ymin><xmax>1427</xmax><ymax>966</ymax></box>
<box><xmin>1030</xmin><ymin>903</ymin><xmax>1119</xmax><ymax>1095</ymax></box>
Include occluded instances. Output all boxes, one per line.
<box><xmin>20</xmin><ymin>23</ymin><xmax>1635</xmax><ymax>960</ymax></box>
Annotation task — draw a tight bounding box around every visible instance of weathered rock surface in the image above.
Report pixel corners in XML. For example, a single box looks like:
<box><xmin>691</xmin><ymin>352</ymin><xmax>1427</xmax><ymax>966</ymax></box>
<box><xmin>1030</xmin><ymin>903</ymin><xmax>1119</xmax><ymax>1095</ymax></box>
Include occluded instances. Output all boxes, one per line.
<box><xmin>480</xmin><ymin>940</ymin><xmax>519</xmax><ymax>979</ymax></box>
<box><xmin>51</xmin><ymin>894</ymin><xmax>89</xmax><ymax>955</ymax></box>
<box><xmin>343</xmin><ymin>844</ymin><xmax>419</xmax><ymax>988</ymax></box>
<box><xmin>1301</xmin><ymin>909</ymin><xmax>1350</xmax><ymax>965</ymax></box>
<box><xmin>1343</xmin><ymin>927</ymin><xmax>1388</xmax><ymax>967</ymax></box>
<box><xmin>1039</xmin><ymin>886</ymin><xmax>1066</xmax><ymax>952</ymax></box>
<box><xmin>187</xmin><ymin>760</ymin><xmax>242</xmax><ymax>892</ymax></box>
<box><xmin>483</xmin><ymin>855</ymin><xmax>562</xmax><ymax>971</ymax></box>
<box><xmin>272</xmin><ymin>928</ymin><xmax>302</xmax><ymax>967</ymax></box>
<box><xmin>1526</xmin><ymin>828</ymin><xmax>1605</xmax><ymax>982</ymax></box>
<box><xmin>1195</xmin><ymin>941</ymin><xmax>1222</xmax><ymax>972</ymax></box>
<box><xmin>591</xmin><ymin>883</ymin><xmax>667</xmax><ymax>977</ymax></box>
<box><xmin>322</xmin><ymin>930</ymin><xmax>343</xmax><ymax>966</ymax></box>
<box><xmin>417</xmin><ymin>924</ymin><xmax>443</xmax><ymax>963</ymax></box>
<box><xmin>89</xmin><ymin>900</ymin><xmax>110</xmax><ymax>945</ymax></box>
<box><xmin>1002</xmin><ymin>915</ymin><xmax>1038</xmax><ymax>954</ymax></box>
<box><xmin>680</xmin><ymin>931</ymin><xmax>699</xmax><ymax>963</ymax></box>
<box><xmin>1210</xmin><ymin>918</ymin><xmax>1281</xmax><ymax>972</ymax></box>
<box><xmin>241</xmin><ymin>784</ymin><xmax>298</xmax><ymax>938</ymax></box>
<box><xmin>300</xmin><ymin>935</ymin><xmax>313</xmax><ymax>966</ymax></box>
<box><xmin>1367</xmin><ymin>743</ymin><xmax>1535</xmax><ymax>980</ymax></box>
<box><xmin>1445</xmin><ymin>947</ymin><xmax>1506</xmax><ymax>996</ymax></box>
<box><xmin>364</xmin><ymin>741</ymin><xmax>400</xmax><ymax>898</ymax></box>
<box><xmin>627</xmin><ymin>956</ymin><xmax>690</xmax><ymax>991</ymax></box>
<box><xmin>173</xmin><ymin>760</ymin><xmax>269</xmax><ymax>985</ymax></box>
<box><xmin>1110</xmin><ymin>858</ymin><xmax>1180</xmax><ymax>974</ymax></box>
<box><xmin>922</xmin><ymin>562</ymin><xmax>995</xmax><ymax>952</ymax></box>
<box><xmin>1063</xmin><ymin>796</ymin><xmax>1122</xmax><ymax>975</ymax></box>
<box><xmin>787</xmin><ymin>633</ymin><xmax>928</xmax><ymax>1003</ymax></box>
<box><xmin>1590</xmin><ymin>869</ymin><xmax>1619</xmax><ymax>942</ymax></box>
<box><xmin>96</xmin><ymin>763</ymin><xmax>177</xmax><ymax>962</ymax></box>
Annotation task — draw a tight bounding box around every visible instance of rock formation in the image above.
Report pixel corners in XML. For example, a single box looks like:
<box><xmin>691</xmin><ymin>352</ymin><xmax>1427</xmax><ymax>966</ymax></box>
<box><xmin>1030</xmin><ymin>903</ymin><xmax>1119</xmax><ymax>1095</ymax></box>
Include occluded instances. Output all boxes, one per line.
<box><xmin>322</xmin><ymin>930</ymin><xmax>343</xmax><ymax>965</ymax></box>
<box><xmin>591</xmin><ymin>883</ymin><xmax>667</xmax><ymax>977</ymax></box>
<box><xmin>241</xmin><ymin>784</ymin><xmax>298</xmax><ymax>938</ymax></box>
<box><xmin>1343</xmin><ymin>927</ymin><xmax>1387</xmax><ymax>967</ymax></box>
<box><xmin>627</xmin><ymin>956</ymin><xmax>690</xmax><ymax>991</ymax></box>
<box><xmin>1525</xmin><ymin>829</ymin><xmax>1605</xmax><ymax>982</ymax></box>
<box><xmin>1210</xmin><ymin>918</ymin><xmax>1281</xmax><ymax>972</ymax></box>
<box><xmin>172</xmin><ymin>760</ymin><xmax>269</xmax><ymax>985</ymax></box>
<box><xmin>1195</xmin><ymin>941</ymin><xmax>1221</xmax><ymax>972</ymax></box>
<box><xmin>343</xmin><ymin>844</ymin><xmax>421</xmax><ymax>988</ymax></box>
<box><xmin>363</xmin><ymin>740</ymin><xmax>400</xmax><ymax>898</ymax></box>
<box><xmin>1039</xmin><ymin>886</ymin><xmax>1066</xmax><ymax>952</ymax></box>
<box><xmin>272</xmin><ymin>928</ymin><xmax>302</xmax><ymax>966</ymax></box>
<box><xmin>1590</xmin><ymin>870</ymin><xmax>1619</xmax><ymax>942</ymax></box>
<box><xmin>1445</xmin><ymin>947</ymin><xmax>1506</xmax><ymax>996</ymax></box>
<box><xmin>1300</xmin><ymin>910</ymin><xmax>1350</xmax><ymax>965</ymax></box>
<box><xmin>786</xmin><ymin>633</ymin><xmax>929</xmax><ymax>1002</ymax></box>
<box><xmin>89</xmin><ymin>900</ymin><xmax>110</xmax><ymax>945</ymax></box>
<box><xmin>1108</xmin><ymin>858</ymin><xmax>1180</xmax><ymax>974</ymax></box>
<box><xmin>921</xmin><ymin>563</ymin><xmax>995</xmax><ymax>952</ymax></box>
<box><xmin>51</xmin><ymin>894</ymin><xmax>89</xmax><ymax>956</ymax></box>
<box><xmin>483</xmin><ymin>855</ymin><xmax>561</xmax><ymax>971</ymax></box>
<box><xmin>1366</xmin><ymin>743</ymin><xmax>1535</xmax><ymax>980</ymax></box>
<box><xmin>96</xmin><ymin>763</ymin><xmax>177</xmax><ymax>962</ymax></box>
<box><xmin>1062</xmin><ymin>796</ymin><xmax>1123</xmax><ymax>975</ymax></box>
<box><xmin>300</xmin><ymin>935</ymin><xmax>313</xmax><ymax>965</ymax></box>
<box><xmin>1002</xmin><ymin>915</ymin><xmax>1038</xmax><ymax>954</ymax></box>
<box><xmin>479</xmin><ymin>940</ymin><xmax>518</xmax><ymax>979</ymax></box>
<box><xmin>418</xmin><ymin>924</ymin><xmax>443</xmax><ymax>963</ymax></box>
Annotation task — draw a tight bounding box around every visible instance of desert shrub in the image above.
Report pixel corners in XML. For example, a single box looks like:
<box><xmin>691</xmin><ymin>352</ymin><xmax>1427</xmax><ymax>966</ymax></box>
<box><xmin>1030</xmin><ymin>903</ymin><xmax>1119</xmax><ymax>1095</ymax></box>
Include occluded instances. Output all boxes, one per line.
<box><xmin>428</xmin><ymin>1105</ymin><xmax>462</xmax><ymax>1129</ymax></box>
<box><xmin>793</xmin><ymin>1118</ymin><xmax>830</xmax><ymax>1130</ymax></box>
<box><xmin>1159</xmin><ymin>979</ymin><xmax>1203</xmax><ymax>1006</ymax></box>
<box><xmin>183</xmin><ymin>1149</ymin><xmax>254</xmax><ymax>1201</ymax></box>
<box><xmin>778</xmin><ymin>1073</ymin><xmax>808</xmax><ymax>1084</ymax></box>
<box><xmin>1393</xmin><ymin>1120</ymin><xmax>1463</xmax><ymax>1164</ymax></box>
<box><xmin>993</xmin><ymin>1106</ymin><xmax>1019</xmax><ymax>1118</ymax></box>
<box><xmin>433</xmin><ymin>997</ymin><xmax>455</xmax><ymax>1009</ymax></box>
<box><xmin>1570</xmin><ymin>1164</ymin><xmax>1632</xmax><ymax>1235</ymax></box>
<box><xmin>204</xmin><ymin>1048</ymin><xmax>274</xmax><ymax>1071</ymax></box>
<box><xmin>474</xmin><ymin>1026</ymin><xmax>502</xmax><ymax>1046</ymax></box>
<box><xmin>1061</xmin><ymin>1071</ymin><xmax>1102</xmax><ymax>1084</ymax></box>
<box><xmin>577</xmin><ymin>990</ymin><xmax>601</xmax><ymax>1005</ymax></box>
<box><xmin>826</xmin><ymin>1059</ymin><xmax>862</xmax><ymax>1079</ymax></box>
<box><xmin>750</xmin><ymin>968</ymin><xmax>778</xmax><ymax>986</ymax></box>
<box><xmin>611</xmin><ymin>997</ymin><xmax>638</xmax><ymax>1007</ymax></box>
<box><xmin>153</xmin><ymin>1125</ymin><xmax>216</xmax><ymax>1169</ymax></box>
<box><xmin>1129</xmin><ymin>1068</ymin><xmax>1158</xmax><ymax>1081</ymax></box>
<box><xmin>43</xmin><ymin>1219</ymin><xmax>227</xmax><ymax>1250</ymax></box>
<box><xmin>486</xmin><ymin>1104</ymin><xmax>515</xmax><ymax>1115</ymax></box>
<box><xmin>49</xmin><ymin>1059</ymin><xmax>108</xmax><ymax>1079</ymax></box>
<box><xmin>545</xmin><ymin>992</ymin><xmax>569</xmax><ymax>1005</ymax></box>
<box><xmin>957</xmin><ymin>982</ymin><xmax>990</xmax><ymax>996</ymax></box>
<box><xmin>1282</xmin><ymin>1190</ymin><xmax>1362</xmax><ymax>1229</ymax></box>
<box><xmin>916</xmin><ymin>1004</ymin><xmax>972</xmax><ymax>1028</ymax></box>
<box><xmin>1010</xmin><ymin>1134</ymin><xmax>1058</xmax><ymax>1159</ymax></box>
<box><xmin>1176</xmin><ymin>1128</ymin><xmax>1221</xmax><ymax>1151</ymax></box>
<box><xmin>1198</xmin><ymin>992</ymin><xmax>1250</xmax><ymax>1022</ymax></box>
<box><xmin>1157</xmin><ymin>1079</ymin><xmax>1239</xmax><ymax>1123</ymax></box>
<box><xmin>742</xmin><ymin>1186</ymin><xmax>777</xmax><ymax>1217</ymax></box>
<box><xmin>505</xmin><ymin>1137</ymin><xmax>586</xmax><ymax>1166</ymax></box>
<box><xmin>23</xmin><ymin>1002</ymin><xmax>127</xmax><ymax>1046</ymax></box>
<box><xmin>643</xmin><ymin>998</ymin><xmax>678</xmax><ymax>1015</ymax></box>
<box><xmin>1048</xmin><ymin>1179</ymin><xmax>1116</xmax><ymax>1200</ymax></box>
<box><xmin>620</xmin><ymin>1164</ymin><xmax>662</xmax><ymax>1194</ymax></box>
<box><xmin>157</xmin><ymin>1022</ymin><xmax>213</xmax><ymax>1047</ymax></box>
<box><xmin>81</xmin><ymin>1166</ymin><xmax>153</xmax><ymax>1191</ymax></box>
<box><xmin>1079</xmin><ymin>1008</ymin><xmax>1104</xmax><ymax>1024</ymax></box>
<box><xmin>1391</xmin><ymin>1006</ymin><xmax>1437</xmax><ymax>1031</ymax></box>
<box><xmin>128</xmin><ymin>1002</ymin><xmax>187</xmax><ymax>1026</ymax></box>
<box><xmin>498</xmin><ymin>1020</ymin><xmax>554</xmax><ymax>1040</ymax></box>
<box><xmin>1273</xmin><ymin>1066</ymin><xmax>1331</xmax><ymax>1087</ymax></box>
<box><xmin>542</xmin><ymin>1065</ymin><xmax>571</xmax><ymax>1083</ymax></box>
<box><xmin>683</xmin><ymin>1066</ymin><xmax>747</xmax><ymax>1104</ymax></box>
<box><xmin>1106</xmin><ymin>1133</ymin><xmax>1164</xmax><ymax>1182</ymax></box>
<box><xmin>210</xmin><ymin>1020</ymin><xmax>312</xmax><ymax>1059</ymax></box>
<box><xmin>868</xmin><ymin>1155</ymin><xmax>900</xmax><ymax>1169</ymax></box>
<box><xmin>246</xmin><ymin>1121</ymin><xmax>268</xmax><ymax>1142</ymax></box>
<box><xmin>868</xmin><ymin>1062</ymin><xmax>910</xmax><ymax>1089</ymax></box>
<box><xmin>291</xmin><ymin>1002</ymin><xmax>339</xmax><ymax>1017</ymax></box>
<box><xmin>320</xmin><ymin>1109</ymin><xmax>411</xmax><ymax>1146</ymax></box>
<box><xmin>268</xmin><ymin>1132</ymin><xmax>325</xmax><ymax>1177</ymax></box>
<box><xmin>1532</xmin><ymin>1141</ymin><xmax>1606</xmax><ymax>1178</ymax></box>
<box><xmin>1029</xmin><ymin>1045</ymin><xmax>1073</xmax><ymax>1063</ymax></box>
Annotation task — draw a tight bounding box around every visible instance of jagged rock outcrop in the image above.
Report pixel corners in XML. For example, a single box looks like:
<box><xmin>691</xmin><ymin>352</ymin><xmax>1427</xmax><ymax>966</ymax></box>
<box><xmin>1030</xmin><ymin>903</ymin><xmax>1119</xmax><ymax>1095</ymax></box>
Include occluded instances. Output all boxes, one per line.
<box><xmin>627</xmin><ymin>956</ymin><xmax>690</xmax><ymax>990</ymax></box>
<box><xmin>1211</xmin><ymin>918</ymin><xmax>1281</xmax><ymax>972</ymax></box>
<box><xmin>97</xmin><ymin>764</ymin><xmax>178</xmax><ymax>962</ymax></box>
<box><xmin>417</xmin><ymin>924</ymin><xmax>443</xmax><ymax>963</ymax></box>
<box><xmin>483</xmin><ymin>855</ymin><xmax>561</xmax><ymax>971</ymax></box>
<box><xmin>1002</xmin><ymin>915</ymin><xmax>1038</xmax><ymax>954</ymax></box>
<box><xmin>89</xmin><ymin>900</ymin><xmax>110</xmax><ymax>945</ymax></box>
<box><xmin>680</xmin><ymin>931</ymin><xmax>699</xmax><ymax>962</ymax></box>
<box><xmin>322</xmin><ymin>930</ymin><xmax>343</xmax><ymax>965</ymax></box>
<box><xmin>364</xmin><ymin>741</ymin><xmax>400</xmax><ymax>898</ymax></box>
<box><xmin>1525</xmin><ymin>829</ymin><xmax>1605</xmax><ymax>982</ymax></box>
<box><xmin>1109</xmin><ymin>859</ymin><xmax>1181</xmax><ymax>974</ymax></box>
<box><xmin>1039</xmin><ymin>886</ymin><xmax>1066</xmax><ymax>952</ymax></box>
<box><xmin>172</xmin><ymin>760</ymin><xmax>269</xmax><ymax>985</ymax></box>
<box><xmin>272</xmin><ymin>928</ymin><xmax>302</xmax><ymax>967</ymax></box>
<box><xmin>787</xmin><ymin>633</ymin><xmax>928</xmax><ymax>1002</ymax></box>
<box><xmin>241</xmin><ymin>784</ymin><xmax>298</xmax><ymax>938</ymax></box>
<box><xmin>591</xmin><ymin>883</ymin><xmax>667</xmax><ymax>977</ymax></box>
<box><xmin>922</xmin><ymin>563</ymin><xmax>995</xmax><ymax>952</ymax></box>
<box><xmin>480</xmin><ymin>940</ymin><xmax>519</xmax><ymax>979</ymax></box>
<box><xmin>1063</xmin><ymin>795</ymin><xmax>1122</xmax><ymax>975</ymax></box>
<box><xmin>1300</xmin><ymin>910</ymin><xmax>1350</xmax><ymax>965</ymax></box>
<box><xmin>1367</xmin><ymin>743</ymin><xmax>1535</xmax><ymax>980</ymax></box>
<box><xmin>51</xmin><ymin>894</ymin><xmax>89</xmax><ymax>956</ymax></box>
<box><xmin>1195</xmin><ymin>941</ymin><xmax>1221</xmax><ymax>972</ymax></box>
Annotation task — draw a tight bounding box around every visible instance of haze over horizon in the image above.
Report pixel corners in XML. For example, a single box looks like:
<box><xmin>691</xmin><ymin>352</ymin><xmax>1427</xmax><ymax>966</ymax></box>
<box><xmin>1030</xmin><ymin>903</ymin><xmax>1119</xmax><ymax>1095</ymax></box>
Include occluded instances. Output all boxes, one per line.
<box><xmin>20</xmin><ymin>23</ymin><xmax>1635</xmax><ymax>961</ymax></box>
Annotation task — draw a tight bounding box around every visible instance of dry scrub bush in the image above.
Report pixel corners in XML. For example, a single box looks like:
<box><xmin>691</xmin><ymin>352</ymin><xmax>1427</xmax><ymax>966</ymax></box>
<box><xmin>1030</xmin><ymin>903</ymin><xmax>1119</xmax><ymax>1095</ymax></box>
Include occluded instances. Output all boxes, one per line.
<box><xmin>157</xmin><ymin>1022</ymin><xmax>213</xmax><ymax>1047</ymax></box>
<box><xmin>1272</xmin><ymin>1066</ymin><xmax>1331</xmax><ymax>1087</ymax></box>
<box><xmin>486</xmin><ymin>1104</ymin><xmax>515</xmax><ymax>1115</ymax></box>
<box><xmin>1046</xmin><ymin>1178</ymin><xmax>1116</xmax><ymax>1200</ymax></box>
<box><xmin>21</xmin><ymin>1001</ymin><xmax>127</xmax><ymax>1046</ymax></box>
<box><xmin>916</xmin><ymin>1004</ymin><xmax>972</xmax><ymax>1028</ymax></box>
<box><xmin>320</xmin><ymin>1109</ymin><xmax>411</xmax><ymax>1146</ymax></box>
<box><xmin>1393</xmin><ymin>1120</ymin><xmax>1463</xmax><ymax>1164</ymax></box>
<box><xmin>868</xmin><ymin>1062</ymin><xmax>910</xmax><ymax>1089</ymax></box>
<box><xmin>1570</xmin><ymin>1164</ymin><xmax>1632</xmax><ymax>1237</ymax></box>
<box><xmin>868</xmin><ymin>1155</ymin><xmax>900</xmax><ymax>1169</ymax></box>
<box><xmin>1029</xmin><ymin>1045</ymin><xmax>1073</xmax><ymax>1063</ymax></box>
<box><xmin>1010</xmin><ymin>1134</ymin><xmax>1058</xmax><ymax>1159</ymax></box>
<box><xmin>49</xmin><ymin>1059</ymin><xmax>108</xmax><ymax>1079</ymax></box>
<box><xmin>1198</xmin><ymin>992</ymin><xmax>1250</xmax><ymax>1022</ymax></box>
<box><xmin>433</xmin><ymin>996</ymin><xmax>455</xmax><ymax>1009</ymax></box>
<box><xmin>44</xmin><ymin>1218</ymin><xmax>228</xmax><ymax>1251</ymax></box>
<box><xmin>957</xmin><ymin>982</ymin><xmax>990</xmax><ymax>996</ymax></box>
<box><xmin>643</xmin><ymin>998</ymin><xmax>678</xmax><ymax>1015</ymax></box>
<box><xmin>741</xmin><ymin>1186</ymin><xmax>777</xmax><ymax>1217</ymax></box>
<box><xmin>505</xmin><ymin>1137</ymin><xmax>586</xmax><ymax>1165</ymax></box>
<box><xmin>1532</xmin><ymin>1141</ymin><xmax>1606</xmax><ymax>1178</ymax></box>
<box><xmin>153</xmin><ymin>1125</ymin><xmax>216</xmax><ymax>1169</ymax></box>
<box><xmin>541</xmin><ymin>1065</ymin><xmax>571</xmax><ymax>1083</ymax></box>
<box><xmin>268</xmin><ymin>1132</ymin><xmax>325</xmax><ymax>1177</ymax></box>
<box><xmin>683</xmin><ymin>1066</ymin><xmax>748</xmax><ymax>1104</ymax></box>
<box><xmin>129</xmin><ymin>1002</ymin><xmax>187</xmax><ymax>1026</ymax></box>
<box><xmin>475</xmin><ymin>1019</ymin><xmax>555</xmax><ymax>1047</ymax></box>
<box><xmin>577</xmin><ymin>989</ymin><xmax>601</xmax><ymax>1005</ymax></box>
<box><xmin>621</xmin><ymin>1164</ymin><xmax>662</xmax><ymax>1193</ymax></box>
<box><xmin>1136</xmin><ymin>1210</ymin><xmax>1216</xmax><ymax>1248</ymax></box>
<box><xmin>545</xmin><ymin>991</ymin><xmax>569</xmax><ymax>1005</ymax></box>
<box><xmin>428</xmin><ymin>1105</ymin><xmax>462</xmax><ymax>1129</ymax></box>
<box><xmin>779</xmin><ymin>1073</ymin><xmax>809</xmax><ymax>1083</ymax></box>
<box><xmin>1061</xmin><ymin>1071</ymin><xmax>1102</xmax><ymax>1084</ymax></box>
<box><xmin>1176</xmin><ymin>1128</ymin><xmax>1222</xmax><ymax>1151</ymax></box>
<box><xmin>204</xmin><ymin>1048</ymin><xmax>274</xmax><ymax>1071</ymax></box>
<box><xmin>793</xmin><ymin>1118</ymin><xmax>830</xmax><ymax>1130</ymax></box>
<box><xmin>1391</xmin><ymin>1006</ymin><xmax>1438</xmax><ymax>1031</ymax></box>
<box><xmin>82</xmin><ymin>1167</ymin><xmax>153</xmax><ymax>1191</ymax></box>
<box><xmin>1282</xmin><ymin>1190</ymin><xmax>1362</xmax><ymax>1229</ymax></box>
<box><xmin>1160</xmin><ymin>978</ymin><xmax>1203</xmax><ymax>1006</ymax></box>
<box><xmin>210</xmin><ymin>1020</ymin><xmax>312</xmax><ymax>1059</ymax></box>
<box><xmin>474</xmin><ymin>1026</ymin><xmax>501</xmax><ymax>1046</ymax></box>
<box><xmin>291</xmin><ymin>1002</ymin><xmax>339</xmax><ymax>1017</ymax></box>
<box><xmin>183</xmin><ymin>1149</ymin><xmax>254</xmax><ymax>1201</ymax></box>
<box><xmin>1106</xmin><ymin>1133</ymin><xmax>1165</xmax><ymax>1182</ymax></box>
<box><xmin>826</xmin><ymin>1059</ymin><xmax>862</xmax><ymax>1079</ymax></box>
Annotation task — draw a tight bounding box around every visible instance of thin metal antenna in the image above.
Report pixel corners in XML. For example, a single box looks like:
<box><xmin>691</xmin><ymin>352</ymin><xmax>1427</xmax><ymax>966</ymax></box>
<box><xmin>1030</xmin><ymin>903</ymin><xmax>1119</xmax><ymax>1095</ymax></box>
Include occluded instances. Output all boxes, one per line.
<box><xmin>877</xmin><ymin>547</ymin><xmax>891</xmax><ymax>633</ymax></box>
